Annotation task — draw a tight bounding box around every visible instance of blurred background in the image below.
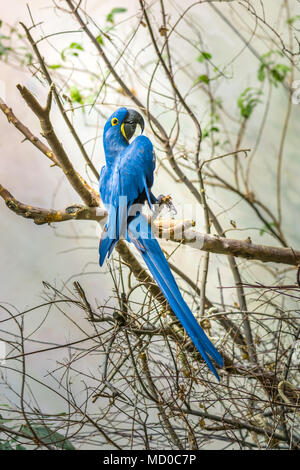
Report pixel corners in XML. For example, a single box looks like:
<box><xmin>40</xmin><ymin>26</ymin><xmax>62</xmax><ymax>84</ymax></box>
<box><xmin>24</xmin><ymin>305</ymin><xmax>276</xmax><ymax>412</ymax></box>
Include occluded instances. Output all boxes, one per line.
<box><xmin>0</xmin><ymin>0</ymin><xmax>299</xmax><ymax>448</ymax></box>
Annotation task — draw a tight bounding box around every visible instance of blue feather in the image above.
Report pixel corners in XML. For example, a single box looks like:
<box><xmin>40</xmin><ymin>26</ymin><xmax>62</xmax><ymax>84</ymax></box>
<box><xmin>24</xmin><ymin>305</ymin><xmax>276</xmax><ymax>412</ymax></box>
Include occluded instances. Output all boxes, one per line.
<box><xmin>128</xmin><ymin>218</ymin><xmax>223</xmax><ymax>380</ymax></box>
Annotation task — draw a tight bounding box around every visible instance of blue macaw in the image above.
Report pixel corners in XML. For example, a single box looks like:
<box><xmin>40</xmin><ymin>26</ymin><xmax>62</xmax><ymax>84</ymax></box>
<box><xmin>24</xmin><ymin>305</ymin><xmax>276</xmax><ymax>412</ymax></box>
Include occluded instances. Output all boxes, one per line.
<box><xmin>99</xmin><ymin>107</ymin><xmax>223</xmax><ymax>380</ymax></box>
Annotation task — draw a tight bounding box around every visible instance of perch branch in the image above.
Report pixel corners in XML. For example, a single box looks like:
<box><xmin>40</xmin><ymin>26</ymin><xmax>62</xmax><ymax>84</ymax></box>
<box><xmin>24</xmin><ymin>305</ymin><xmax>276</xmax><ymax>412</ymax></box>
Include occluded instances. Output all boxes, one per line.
<box><xmin>163</xmin><ymin>228</ymin><xmax>300</xmax><ymax>266</ymax></box>
<box><xmin>1</xmin><ymin>184</ymin><xmax>299</xmax><ymax>267</ymax></box>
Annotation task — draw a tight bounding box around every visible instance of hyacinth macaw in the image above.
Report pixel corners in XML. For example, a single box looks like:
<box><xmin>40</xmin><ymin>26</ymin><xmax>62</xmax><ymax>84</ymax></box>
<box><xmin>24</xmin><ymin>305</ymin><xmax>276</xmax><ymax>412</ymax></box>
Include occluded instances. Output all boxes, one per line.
<box><xmin>99</xmin><ymin>107</ymin><xmax>223</xmax><ymax>380</ymax></box>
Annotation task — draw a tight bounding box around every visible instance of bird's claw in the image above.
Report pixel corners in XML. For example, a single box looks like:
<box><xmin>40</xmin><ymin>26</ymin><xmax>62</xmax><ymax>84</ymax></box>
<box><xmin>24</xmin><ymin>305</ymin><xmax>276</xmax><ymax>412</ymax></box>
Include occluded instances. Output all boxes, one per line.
<box><xmin>154</xmin><ymin>194</ymin><xmax>177</xmax><ymax>217</ymax></box>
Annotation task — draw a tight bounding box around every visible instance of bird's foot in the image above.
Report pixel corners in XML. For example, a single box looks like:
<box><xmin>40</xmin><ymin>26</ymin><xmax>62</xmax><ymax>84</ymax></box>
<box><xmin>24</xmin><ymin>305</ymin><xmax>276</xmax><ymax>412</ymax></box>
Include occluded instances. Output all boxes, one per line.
<box><xmin>153</xmin><ymin>194</ymin><xmax>177</xmax><ymax>218</ymax></box>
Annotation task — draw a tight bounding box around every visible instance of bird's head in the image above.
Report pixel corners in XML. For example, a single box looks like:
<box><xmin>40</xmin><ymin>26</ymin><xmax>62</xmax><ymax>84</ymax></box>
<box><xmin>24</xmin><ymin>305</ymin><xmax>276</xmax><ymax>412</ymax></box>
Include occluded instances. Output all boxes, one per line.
<box><xmin>103</xmin><ymin>107</ymin><xmax>145</xmax><ymax>148</ymax></box>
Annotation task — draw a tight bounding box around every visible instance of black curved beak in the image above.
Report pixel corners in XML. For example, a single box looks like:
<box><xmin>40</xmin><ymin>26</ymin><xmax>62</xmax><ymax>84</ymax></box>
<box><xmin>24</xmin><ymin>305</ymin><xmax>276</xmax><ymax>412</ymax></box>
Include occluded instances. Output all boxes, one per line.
<box><xmin>121</xmin><ymin>109</ymin><xmax>144</xmax><ymax>141</ymax></box>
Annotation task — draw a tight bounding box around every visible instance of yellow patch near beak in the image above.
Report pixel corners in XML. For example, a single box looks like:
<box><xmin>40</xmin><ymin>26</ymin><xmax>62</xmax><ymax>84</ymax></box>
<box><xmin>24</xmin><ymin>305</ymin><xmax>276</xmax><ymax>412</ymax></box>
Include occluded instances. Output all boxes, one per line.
<box><xmin>121</xmin><ymin>123</ymin><xmax>128</xmax><ymax>141</ymax></box>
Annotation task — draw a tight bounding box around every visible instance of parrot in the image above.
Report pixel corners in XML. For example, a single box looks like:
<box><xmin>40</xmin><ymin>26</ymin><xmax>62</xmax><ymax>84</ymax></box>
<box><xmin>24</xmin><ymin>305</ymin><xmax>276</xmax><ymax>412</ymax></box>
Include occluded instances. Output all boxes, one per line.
<box><xmin>99</xmin><ymin>107</ymin><xmax>223</xmax><ymax>380</ymax></box>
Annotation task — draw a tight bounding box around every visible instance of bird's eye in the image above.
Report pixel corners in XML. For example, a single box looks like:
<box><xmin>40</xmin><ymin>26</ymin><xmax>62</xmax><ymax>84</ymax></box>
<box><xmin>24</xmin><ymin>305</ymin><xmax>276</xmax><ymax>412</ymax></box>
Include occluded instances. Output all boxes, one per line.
<box><xmin>111</xmin><ymin>117</ymin><xmax>119</xmax><ymax>126</ymax></box>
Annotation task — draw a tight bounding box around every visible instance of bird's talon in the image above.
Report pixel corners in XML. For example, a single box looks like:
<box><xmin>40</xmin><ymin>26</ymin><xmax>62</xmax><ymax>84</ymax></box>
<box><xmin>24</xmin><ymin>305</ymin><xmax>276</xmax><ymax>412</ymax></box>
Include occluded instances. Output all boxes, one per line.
<box><xmin>156</xmin><ymin>194</ymin><xmax>177</xmax><ymax>215</ymax></box>
<box><xmin>159</xmin><ymin>194</ymin><xmax>172</xmax><ymax>206</ymax></box>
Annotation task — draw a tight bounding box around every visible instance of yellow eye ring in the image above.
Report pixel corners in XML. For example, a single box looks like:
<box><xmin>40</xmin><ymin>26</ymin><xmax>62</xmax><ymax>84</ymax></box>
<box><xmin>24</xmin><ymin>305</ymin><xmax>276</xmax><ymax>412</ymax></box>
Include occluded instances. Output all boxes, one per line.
<box><xmin>111</xmin><ymin>117</ymin><xmax>119</xmax><ymax>126</ymax></box>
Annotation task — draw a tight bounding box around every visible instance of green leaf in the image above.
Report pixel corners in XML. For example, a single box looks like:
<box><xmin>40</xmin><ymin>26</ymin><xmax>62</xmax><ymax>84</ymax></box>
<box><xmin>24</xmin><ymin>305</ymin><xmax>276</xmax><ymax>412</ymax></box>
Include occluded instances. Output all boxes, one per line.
<box><xmin>287</xmin><ymin>15</ymin><xmax>300</xmax><ymax>25</ymax></box>
<box><xmin>0</xmin><ymin>44</ymin><xmax>11</xmax><ymax>56</ymax></box>
<box><xmin>261</xmin><ymin>50</ymin><xmax>283</xmax><ymax>60</ymax></box>
<box><xmin>25</xmin><ymin>52</ymin><xmax>33</xmax><ymax>65</ymax></box>
<box><xmin>257</xmin><ymin>51</ymin><xmax>290</xmax><ymax>86</ymax></box>
<box><xmin>61</xmin><ymin>42</ymin><xmax>84</xmax><ymax>61</ymax></box>
<box><xmin>237</xmin><ymin>87</ymin><xmax>262</xmax><ymax>119</ymax></box>
<box><xmin>69</xmin><ymin>85</ymin><xmax>84</xmax><ymax>104</ymax></box>
<box><xmin>196</xmin><ymin>51</ymin><xmax>212</xmax><ymax>63</ymax></box>
<box><xmin>202</xmin><ymin>112</ymin><xmax>220</xmax><ymax>140</ymax></box>
<box><xmin>20</xmin><ymin>425</ymin><xmax>75</xmax><ymax>450</ymax></box>
<box><xmin>96</xmin><ymin>34</ymin><xmax>104</xmax><ymax>45</ymax></box>
<box><xmin>196</xmin><ymin>74</ymin><xmax>209</xmax><ymax>84</ymax></box>
<box><xmin>48</xmin><ymin>64</ymin><xmax>62</xmax><ymax>69</ymax></box>
<box><xmin>271</xmin><ymin>64</ymin><xmax>290</xmax><ymax>86</ymax></box>
<box><xmin>69</xmin><ymin>42</ymin><xmax>84</xmax><ymax>51</ymax></box>
<box><xmin>106</xmin><ymin>7</ymin><xmax>127</xmax><ymax>24</ymax></box>
<box><xmin>260</xmin><ymin>222</ymin><xmax>275</xmax><ymax>236</ymax></box>
<box><xmin>257</xmin><ymin>64</ymin><xmax>266</xmax><ymax>82</ymax></box>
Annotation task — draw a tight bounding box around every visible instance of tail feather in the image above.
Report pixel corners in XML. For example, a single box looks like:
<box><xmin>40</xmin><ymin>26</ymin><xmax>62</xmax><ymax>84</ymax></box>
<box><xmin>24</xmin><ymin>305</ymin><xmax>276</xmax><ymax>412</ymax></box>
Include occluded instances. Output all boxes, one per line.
<box><xmin>99</xmin><ymin>228</ymin><xmax>115</xmax><ymax>266</ymax></box>
<box><xmin>128</xmin><ymin>221</ymin><xmax>223</xmax><ymax>381</ymax></box>
<box><xmin>99</xmin><ymin>201</ymin><xmax>130</xmax><ymax>266</ymax></box>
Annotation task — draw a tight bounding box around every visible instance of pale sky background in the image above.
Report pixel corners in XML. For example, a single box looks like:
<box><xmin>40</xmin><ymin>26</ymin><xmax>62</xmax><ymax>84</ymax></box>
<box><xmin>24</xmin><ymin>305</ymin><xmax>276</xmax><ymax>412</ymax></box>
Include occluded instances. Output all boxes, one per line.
<box><xmin>0</xmin><ymin>0</ymin><xmax>299</xmax><ymax>448</ymax></box>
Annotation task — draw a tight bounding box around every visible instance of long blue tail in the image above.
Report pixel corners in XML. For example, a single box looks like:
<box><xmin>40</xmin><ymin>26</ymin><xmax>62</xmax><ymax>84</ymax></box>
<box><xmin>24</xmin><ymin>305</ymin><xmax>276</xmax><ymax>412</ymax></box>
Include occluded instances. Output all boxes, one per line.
<box><xmin>128</xmin><ymin>219</ymin><xmax>223</xmax><ymax>381</ymax></box>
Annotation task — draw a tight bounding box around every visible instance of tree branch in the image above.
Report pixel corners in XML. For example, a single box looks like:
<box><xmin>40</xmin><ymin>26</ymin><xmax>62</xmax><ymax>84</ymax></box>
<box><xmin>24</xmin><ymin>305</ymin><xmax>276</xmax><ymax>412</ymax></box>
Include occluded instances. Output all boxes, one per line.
<box><xmin>0</xmin><ymin>185</ymin><xmax>106</xmax><ymax>225</ymax></box>
<box><xmin>162</xmin><ymin>226</ymin><xmax>300</xmax><ymax>266</ymax></box>
<box><xmin>1</xmin><ymin>182</ymin><xmax>299</xmax><ymax>267</ymax></box>
<box><xmin>16</xmin><ymin>84</ymin><xmax>99</xmax><ymax>207</ymax></box>
<box><xmin>20</xmin><ymin>21</ymin><xmax>99</xmax><ymax>180</ymax></box>
<box><xmin>0</xmin><ymin>94</ymin><xmax>99</xmax><ymax>207</ymax></box>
